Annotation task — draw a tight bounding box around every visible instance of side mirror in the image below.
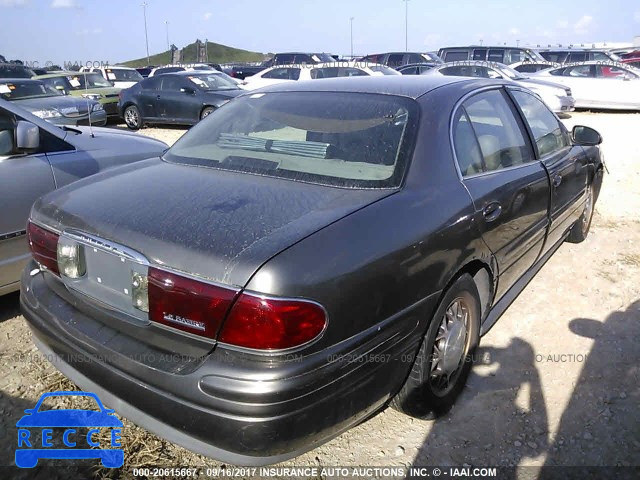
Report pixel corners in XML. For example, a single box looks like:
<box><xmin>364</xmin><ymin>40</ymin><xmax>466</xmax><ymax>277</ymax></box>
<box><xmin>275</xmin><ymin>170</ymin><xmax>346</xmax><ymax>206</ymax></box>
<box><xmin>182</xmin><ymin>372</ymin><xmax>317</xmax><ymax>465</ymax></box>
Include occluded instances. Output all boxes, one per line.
<box><xmin>16</xmin><ymin>121</ymin><xmax>40</xmax><ymax>152</ymax></box>
<box><xmin>180</xmin><ymin>87</ymin><xmax>196</xmax><ymax>95</ymax></box>
<box><xmin>571</xmin><ymin>125</ymin><xmax>602</xmax><ymax>146</ymax></box>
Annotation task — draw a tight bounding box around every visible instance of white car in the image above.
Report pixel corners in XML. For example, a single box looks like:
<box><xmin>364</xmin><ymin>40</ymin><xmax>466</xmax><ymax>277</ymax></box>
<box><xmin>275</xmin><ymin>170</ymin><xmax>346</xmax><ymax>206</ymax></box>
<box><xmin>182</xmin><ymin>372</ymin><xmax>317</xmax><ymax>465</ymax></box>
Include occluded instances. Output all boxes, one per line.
<box><xmin>241</xmin><ymin>61</ymin><xmax>400</xmax><ymax>90</ymax></box>
<box><xmin>532</xmin><ymin>61</ymin><xmax>640</xmax><ymax>110</ymax></box>
<box><xmin>425</xmin><ymin>61</ymin><xmax>575</xmax><ymax>114</ymax></box>
<box><xmin>79</xmin><ymin>66</ymin><xmax>143</xmax><ymax>89</ymax></box>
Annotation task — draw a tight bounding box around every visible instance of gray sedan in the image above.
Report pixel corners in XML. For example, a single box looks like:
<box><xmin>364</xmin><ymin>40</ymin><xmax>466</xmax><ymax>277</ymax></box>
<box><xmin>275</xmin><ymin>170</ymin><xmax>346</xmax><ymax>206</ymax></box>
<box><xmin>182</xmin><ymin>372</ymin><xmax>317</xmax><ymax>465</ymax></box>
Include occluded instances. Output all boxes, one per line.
<box><xmin>0</xmin><ymin>78</ymin><xmax>107</xmax><ymax>127</ymax></box>
<box><xmin>0</xmin><ymin>99</ymin><xmax>168</xmax><ymax>295</ymax></box>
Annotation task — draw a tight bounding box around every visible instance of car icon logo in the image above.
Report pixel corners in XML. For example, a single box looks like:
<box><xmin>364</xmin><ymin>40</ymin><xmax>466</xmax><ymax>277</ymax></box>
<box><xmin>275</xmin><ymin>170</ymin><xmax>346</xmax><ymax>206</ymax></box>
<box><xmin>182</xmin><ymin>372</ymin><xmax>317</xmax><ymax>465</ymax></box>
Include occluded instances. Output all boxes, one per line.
<box><xmin>15</xmin><ymin>391</ymin><xmax>124</xmax><ymax>468</ymax></box>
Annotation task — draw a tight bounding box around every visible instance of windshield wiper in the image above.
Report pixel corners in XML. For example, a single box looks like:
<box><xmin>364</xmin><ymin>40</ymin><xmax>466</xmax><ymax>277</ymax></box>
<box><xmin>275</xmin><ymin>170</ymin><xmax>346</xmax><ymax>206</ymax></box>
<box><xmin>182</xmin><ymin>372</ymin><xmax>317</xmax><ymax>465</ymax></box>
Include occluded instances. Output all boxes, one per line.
<box><xmin>61</xmin><ymin>125</ymin><xmax>82</xmax><ymax>134</ymax></box>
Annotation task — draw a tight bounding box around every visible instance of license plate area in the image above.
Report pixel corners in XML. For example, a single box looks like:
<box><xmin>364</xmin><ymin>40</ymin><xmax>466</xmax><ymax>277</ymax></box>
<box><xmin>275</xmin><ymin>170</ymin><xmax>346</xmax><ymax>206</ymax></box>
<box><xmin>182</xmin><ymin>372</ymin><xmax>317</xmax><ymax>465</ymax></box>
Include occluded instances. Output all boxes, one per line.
<box><xmin>59</xmin><ymin>231</ymin><xmax>150</xmax><ymax>325</ymax></box>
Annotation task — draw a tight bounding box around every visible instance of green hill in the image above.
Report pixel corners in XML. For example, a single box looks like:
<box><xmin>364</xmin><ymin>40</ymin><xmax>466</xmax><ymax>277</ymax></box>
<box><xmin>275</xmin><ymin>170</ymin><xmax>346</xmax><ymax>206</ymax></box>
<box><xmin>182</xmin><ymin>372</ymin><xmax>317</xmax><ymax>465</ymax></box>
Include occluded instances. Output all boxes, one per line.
<box><xmin>120</xmin><ymin>40</ymin><xmax>265</xmax><ymax>67</ymax></box>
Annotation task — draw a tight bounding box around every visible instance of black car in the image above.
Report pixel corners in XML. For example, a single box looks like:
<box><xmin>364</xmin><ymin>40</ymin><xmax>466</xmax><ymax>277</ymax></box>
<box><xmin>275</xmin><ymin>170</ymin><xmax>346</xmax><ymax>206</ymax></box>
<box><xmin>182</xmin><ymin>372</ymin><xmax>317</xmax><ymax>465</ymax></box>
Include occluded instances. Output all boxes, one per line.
<box><xmin>22</xmin><ymin>76</ymin><xmax>603</xmax><ymax>465</ymax></box>
<box><xmin>119</xmin><ymin>71</ymin><xmax>244</xmax><ymax>129</ymax></box>
<box><xmin>0</xmin><ymin>63</ymin><xmax>35</xmax><ymax>79</ymax></box>
<box><xmin>396</xmin><ymin>62</ymin><xmax>440</xmax><ymax>75</ymax></box>
<box><xmin>358</xmin><ymin>52</ymin><xmax>442</xmax><ymax>68</ymax></box>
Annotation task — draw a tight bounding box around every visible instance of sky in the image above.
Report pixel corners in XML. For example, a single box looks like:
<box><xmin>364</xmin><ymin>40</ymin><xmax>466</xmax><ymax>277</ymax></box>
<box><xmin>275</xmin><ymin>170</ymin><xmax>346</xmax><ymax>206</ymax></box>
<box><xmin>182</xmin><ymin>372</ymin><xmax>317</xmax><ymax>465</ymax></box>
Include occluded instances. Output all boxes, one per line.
<box><xmin>1</xmin><ymin>0</ymin><xmax>639</xmax><ymax>66</ymax></box>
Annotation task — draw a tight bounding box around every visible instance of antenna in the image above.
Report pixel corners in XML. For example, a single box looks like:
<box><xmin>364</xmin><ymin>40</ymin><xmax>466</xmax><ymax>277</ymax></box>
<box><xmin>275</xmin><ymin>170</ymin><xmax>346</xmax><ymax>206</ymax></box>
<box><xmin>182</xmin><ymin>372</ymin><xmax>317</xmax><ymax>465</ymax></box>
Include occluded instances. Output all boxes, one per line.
<box><xmin>82</xmin><ymin>70</ymin><xmax>95</xmax><ymax>137</ymax></box>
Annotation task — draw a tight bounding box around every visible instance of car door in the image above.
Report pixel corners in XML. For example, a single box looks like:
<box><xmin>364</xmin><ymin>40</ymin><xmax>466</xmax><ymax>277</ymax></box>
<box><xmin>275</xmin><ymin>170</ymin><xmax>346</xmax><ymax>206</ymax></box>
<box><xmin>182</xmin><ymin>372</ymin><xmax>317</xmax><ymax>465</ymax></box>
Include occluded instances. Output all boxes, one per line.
<box><xmin>137</xmin><ymin>77</ymin><xmax>161</xmax><ymax>120</ymax></box>
<box><xmin>509</xmin><ymin>88</ymin><xmax>589</xmax><ymax>250</ymax></box>
<box><xmin>452</xmin><ymin>88</ymin><xmax>550</xmax><ymax>299</ymax></box>
<box><xmin>594</xmin><ymin>65</ymin><xmax>640</xmax><ymax>108</ymax></box>
<box><xmin>157</xmin><ymin>75</ymin><xmax>193</xmax><ymax>124</ymax></box>
<box><xmin>556</xmin><ymin>65</ymin><xmax>598</xmax><ymax>107</ymax></box>
<box><xmin>0</xmin><ymin>106</ymin><xmax>56</xmax><ymax>294</ymax></box>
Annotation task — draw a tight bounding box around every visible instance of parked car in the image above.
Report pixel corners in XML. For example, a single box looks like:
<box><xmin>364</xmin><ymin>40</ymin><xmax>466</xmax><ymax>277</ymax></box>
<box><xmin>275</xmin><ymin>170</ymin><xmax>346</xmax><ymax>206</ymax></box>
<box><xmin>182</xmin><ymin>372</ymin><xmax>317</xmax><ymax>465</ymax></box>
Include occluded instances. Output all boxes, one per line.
<box><xmin>0</xmin><ymin>79</ymin><xmax>106</xmax><ymax>126</ymax></box>
<box><xmin>80</xmin><ymin>66</ymin><xmax>143</xmax><ymax>89</ymax></box>
<box><xmin>34</xmin><ymin>71</ymin><xmax>122</xmax><ymax>120</ymax></box>
<box><xmin>0</xmin><ymin>63</ymin><xmax>35</xmax><ymax>79</ymax></box>
<box><xmin>622</xmin><ymin>57</ymin><xmax>640</xmax><ymax>69</ymax></box>
<box><xmin>135</xmin><ymin>67</ymin><xmax>154</xmax><ymax>78</ymax></box>
<box><xmin>396</xmin><ymin>62</ymin><xmax>440</xmax><ymax>75</ymax></box>
<box><xmin>263</xmin><ymin>52</ymin><xmax>335</xmax><ymax>67</ymax></box>
<box><xmin>510</xmin><ymin>61</ymin><xmax>560</xmax><ymax>74</ymax></box>
<box><xmin>119</xmin><ymin>71</ymin><xmax>244</xmax><ymax>129</ymax></box>
<box><xmin>357</xmin><ymin>52</ymin><xmax>443</xmax><ymax>68</ymax></box>
<box><xmin>537</xmin><ymin>48</ymin><xmax>621</xmax><ymax>64</ymax></box>
<box><xmin>533</xmin><ymin>62</ymin><xmax>640</xmax><ymax>110</ymax></box>
<box><xmin>148</xmin><ymin>64</ymin><xmax>218</xmax><ymax>77</ymax></box>
<box><xmin>241</xmin><ymin>61</ymin><xmax>400</xmax><ymax>90</ymax></box>
<box><xmin>425</xmin><ymin>61</ymin><xmax>575</xmax><ymax>113</ymax></box>
<box><xmin>228</xmin><ymin>64</ymin><xmax>267</xmax><ymax>80</ymax></box>
<box><xmin>0</xmin><ymin>98</ymin><xmax>167</xmax><ymax>296</ymax></box>
<box><xmin>21</xmin><ymin>76</ymin><xmax>603</xmax><ymax>465</ymax></box>
<box><xmin>619</xmin><ymin>50</ymin><xmax>640</xmax><ymax>59</ymax></box>
<box><xmin>438</xmin><ymin>46</ymin><xmax>546</xmax><ymax>65</ymax></box>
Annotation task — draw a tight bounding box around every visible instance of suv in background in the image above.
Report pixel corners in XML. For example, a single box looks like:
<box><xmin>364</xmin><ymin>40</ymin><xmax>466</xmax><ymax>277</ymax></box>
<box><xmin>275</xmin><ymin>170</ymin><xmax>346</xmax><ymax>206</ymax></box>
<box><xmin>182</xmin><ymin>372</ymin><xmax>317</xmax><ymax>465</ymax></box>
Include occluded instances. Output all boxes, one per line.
<box><xmin>537</xmin><ymin>49</ymin><xmax>621</xmax><ymax>64</ymax></box>
<box><xmin>438</xmin><ymin>46</ymin><xmax>546</xmax><ymax>65</ymax></box>
<box><xmin>357</xmin><ymin>52</ymin><xmax>442</xmax><ymax>68</ymax></box>
<box><xmin>79</xmin><ymin>66</ymin><xmax>143</xmax><ymax>88</ymax></box>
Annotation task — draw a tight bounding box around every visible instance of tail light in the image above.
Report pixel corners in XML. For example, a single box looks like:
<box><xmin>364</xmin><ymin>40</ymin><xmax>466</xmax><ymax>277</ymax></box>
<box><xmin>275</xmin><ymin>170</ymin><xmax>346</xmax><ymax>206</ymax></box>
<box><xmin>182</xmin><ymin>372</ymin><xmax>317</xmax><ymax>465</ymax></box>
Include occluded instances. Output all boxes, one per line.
<box><xmin>219</xmin><ymin>293</ymin><xmax>327</xmax><ymax>350</ymax></box>
<box><xmin>147</xmin><ymin>268</ymin><xmax>238</xmax><ymax>340</ymax></box>
<box><xmin>27</xmin><ymin>222</ymin><xmax>59</xmax><ymax>275</ymax></box>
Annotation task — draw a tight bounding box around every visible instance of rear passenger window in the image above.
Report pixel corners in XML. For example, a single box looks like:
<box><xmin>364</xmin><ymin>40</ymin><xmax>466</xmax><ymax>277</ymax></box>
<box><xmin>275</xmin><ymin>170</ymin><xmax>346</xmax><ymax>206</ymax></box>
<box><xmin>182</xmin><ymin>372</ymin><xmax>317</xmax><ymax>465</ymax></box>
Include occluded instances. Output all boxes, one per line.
<box><xmin>472</xmin><ymin>49</ymin><xmax>487</xmax><ymax>60</ymax></box>
<box><xmin>443</xmin><ymin>51</ymin><xmax>469</xmax><ymax>62</ymax></box>
<box><xmin>511</xmin><ymin>90</ymin><xmax>569</xmax><ymax>157</ymax></box>
<box><xmin>488</xmin><ymin>49</ymin><xmax>505</xmax><ymax>63</ymax></box>
<box><xmin>459</xmin><ymin>90</ymin><xmax>534</xmax><ymax>174</ymax></box>
<box><xmin>387</xmin><ymin>54</ymin><xmax>405</xmax><ymax>67</ymax></box>
<box><xmin>567</xmin><ymin>52</ymin><xmax>587</xmax><ymax>62</ymax></box>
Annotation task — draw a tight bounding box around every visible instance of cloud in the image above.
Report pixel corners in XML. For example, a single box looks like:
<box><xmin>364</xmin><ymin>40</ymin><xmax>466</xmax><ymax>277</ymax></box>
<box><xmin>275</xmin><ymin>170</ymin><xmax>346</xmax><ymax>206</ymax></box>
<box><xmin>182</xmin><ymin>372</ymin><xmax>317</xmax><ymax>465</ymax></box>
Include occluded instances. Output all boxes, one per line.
<box><xmin>51</xmin><ymin>0</ymin><xmax>79</xmax><ymax>8</ymax></box>
<box><xmin>573</xmin><ymin>15</ymin><xmax>593</xmax><ymax>35</ymax></box>
<box><xmin>635</xmin><ymin>10</ymin><xmax>640</xmax><ymax>22</ymax></box>
<box><xmin>1</xmin><ymin>0</ymin><xmax>28</xmax><ymax>6</ymax></box>
<box><xmin>508</xmin><ymin>27</ymin><xmax>520</xmax><ymax>36</ymax></box>
<box><xmin>203</xmin><ymin>12</ymin><xmax>212</xmax><ymax>20</ymax></box>
<box><xmin>556</xmin><ymin>20</ymin><xmax>569</xmax><ymax>29</ymax></box>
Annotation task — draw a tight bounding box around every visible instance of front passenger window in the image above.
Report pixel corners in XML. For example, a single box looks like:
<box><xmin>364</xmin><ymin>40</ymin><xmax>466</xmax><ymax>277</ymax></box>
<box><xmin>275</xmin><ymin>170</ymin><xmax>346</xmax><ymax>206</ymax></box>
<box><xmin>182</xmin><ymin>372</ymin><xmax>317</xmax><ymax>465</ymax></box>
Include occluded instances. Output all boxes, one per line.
<box><xmin>511</xmin><ymin>90</ymin><xmax>569</xmax><ymax>157</ymax></box>
<box><xmin>462</xmin><ymin>90</ymin><xmax>534</xmax><ymax>173</ymax></box>
<box><xmin>0</xmin><ymin>109</ymin><xmax>15</xmax><ymax>156</ymax></box>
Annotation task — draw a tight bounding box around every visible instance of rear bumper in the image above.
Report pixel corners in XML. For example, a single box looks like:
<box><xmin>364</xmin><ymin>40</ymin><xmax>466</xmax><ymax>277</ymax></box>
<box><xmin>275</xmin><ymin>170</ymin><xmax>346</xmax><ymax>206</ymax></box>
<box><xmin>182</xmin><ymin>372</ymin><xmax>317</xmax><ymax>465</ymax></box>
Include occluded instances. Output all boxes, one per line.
<box><xmin>20</xmin><ymin>263</ymin><xmax>434</xmax><ymax>465</ymax></box>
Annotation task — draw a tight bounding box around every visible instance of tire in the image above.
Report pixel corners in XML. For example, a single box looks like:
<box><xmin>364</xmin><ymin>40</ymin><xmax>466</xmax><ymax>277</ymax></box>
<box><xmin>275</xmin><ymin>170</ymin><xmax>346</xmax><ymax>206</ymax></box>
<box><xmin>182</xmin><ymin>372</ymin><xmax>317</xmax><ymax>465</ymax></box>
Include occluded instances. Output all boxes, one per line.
<box><xmin>567</xmin><ymin>182</ymin><xmax>595</xmax><ymax>244</ymax></box>
<box><xmin>391</xmin><ymin>274</ymin><xmax>481</xmax><ymax>419</ymax></box>
<box><xmin>200</xmin><ymin>106</ymin><xmax>215</xmax><ymax>120</ymax></box>
<box><xmin>123</xmin><ymin>105</ymin><xmax>142</xmax><ymax>130</ymax></box>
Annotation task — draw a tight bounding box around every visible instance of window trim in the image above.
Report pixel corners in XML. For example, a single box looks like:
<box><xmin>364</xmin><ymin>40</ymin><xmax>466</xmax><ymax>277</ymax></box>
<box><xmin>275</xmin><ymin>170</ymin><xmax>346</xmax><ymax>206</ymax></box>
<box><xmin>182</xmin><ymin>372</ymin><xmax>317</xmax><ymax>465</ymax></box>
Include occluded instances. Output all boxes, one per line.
<box><xmin>449</xmin><ymin>86</ymin><xmax>539</xmax><ymax>181</ymax></box>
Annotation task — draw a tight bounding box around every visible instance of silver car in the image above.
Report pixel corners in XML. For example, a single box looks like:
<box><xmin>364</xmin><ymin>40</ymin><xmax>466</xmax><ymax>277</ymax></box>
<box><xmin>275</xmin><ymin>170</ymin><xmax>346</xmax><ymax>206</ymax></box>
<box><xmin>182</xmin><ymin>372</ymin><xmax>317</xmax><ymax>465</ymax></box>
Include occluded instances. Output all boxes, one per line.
<box><xmin>0</xmin><ymin>99</ymin><xmax>168</xmax><ymax>295</ymax></box>
<box><xmin>425</xmin><ymin>61</ymin><xmax>575</xmax><ymax>113</ymax></box>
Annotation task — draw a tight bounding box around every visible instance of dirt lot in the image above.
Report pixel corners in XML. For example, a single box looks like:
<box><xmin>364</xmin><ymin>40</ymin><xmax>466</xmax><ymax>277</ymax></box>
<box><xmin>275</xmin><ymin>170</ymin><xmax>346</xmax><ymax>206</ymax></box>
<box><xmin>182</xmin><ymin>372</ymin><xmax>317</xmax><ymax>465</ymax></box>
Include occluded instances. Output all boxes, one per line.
<box><xmin>0</xmin><ymin>111</ymin><xmax>638</xmax><ymax>478</ymax></box>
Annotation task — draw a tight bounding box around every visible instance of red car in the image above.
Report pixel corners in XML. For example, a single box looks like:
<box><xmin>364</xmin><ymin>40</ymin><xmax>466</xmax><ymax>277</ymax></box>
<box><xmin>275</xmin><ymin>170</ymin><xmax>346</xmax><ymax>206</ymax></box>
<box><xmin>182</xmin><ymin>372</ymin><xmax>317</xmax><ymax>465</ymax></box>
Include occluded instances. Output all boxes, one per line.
<box><xmin>622</xmin><ymin>57</ymin><xmax>640</xmax><ymax>69</ymax></box>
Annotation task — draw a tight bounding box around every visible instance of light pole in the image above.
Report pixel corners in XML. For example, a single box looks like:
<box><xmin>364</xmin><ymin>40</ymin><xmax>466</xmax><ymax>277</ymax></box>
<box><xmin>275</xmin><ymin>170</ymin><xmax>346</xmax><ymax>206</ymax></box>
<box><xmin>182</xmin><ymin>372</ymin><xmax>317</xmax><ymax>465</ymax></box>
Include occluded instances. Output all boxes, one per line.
<box><xmin>403</xmin><ymin>0</ymin><xmax>409</xmax><ymax>51</ymax></box>
<box><xmin>165</xmin><ymin>21</ymin><xmax>170</xmax><ymax>51</ymax></box>
<box><xmin>350</xmin><ymin>17</ymin><xmax>354</xmax><ymax>58</ymax></box>
<box><xmin>516</xmin><ymin>39</ymin><xmax>520</xmax><ymax>47</ymax></box>
<box><xmin>142</xmin><ymin>2</ymin><xmax>150</xmax><ymax>65</ymax></box>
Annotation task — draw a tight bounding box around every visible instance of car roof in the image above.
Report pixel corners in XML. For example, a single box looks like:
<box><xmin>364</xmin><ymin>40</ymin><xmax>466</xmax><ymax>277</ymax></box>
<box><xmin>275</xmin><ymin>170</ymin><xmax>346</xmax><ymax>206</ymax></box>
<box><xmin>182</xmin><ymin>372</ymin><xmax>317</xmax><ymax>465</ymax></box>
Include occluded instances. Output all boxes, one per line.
<box><xmin>440</xmin><ymin>45</ymin><xmax>528</xmax><ymax>50</ymax></box>
<box><xmin>251</xmin><ymin>75</ymin><xmax>498</xmax><ymax>99</ymax></box>
<box><xmin>552</xmin><ymin>61</ymin><xmax>630</xmax><ymax>67</ymax></box>
<box><xmin>34</xmin><ymin>71</ymin><xmax>92</xmax><ymax>78</ymax></box>
<box><xmin>170</xmin><ymin>70</ymin><xmax>224</xmax><ymax>76</ymax></box>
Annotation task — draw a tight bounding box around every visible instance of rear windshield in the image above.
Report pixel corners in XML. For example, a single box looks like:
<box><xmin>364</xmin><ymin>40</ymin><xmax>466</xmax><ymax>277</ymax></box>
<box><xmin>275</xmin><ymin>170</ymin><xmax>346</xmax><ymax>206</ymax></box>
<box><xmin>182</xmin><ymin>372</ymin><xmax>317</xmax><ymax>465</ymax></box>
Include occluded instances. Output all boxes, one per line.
<box><xmin>67</xmin><ymin>73</ymin><xmax>112</xmax><ymax>89</ymax></box>
<box><xmin>164</xmin><ymin>92</ymin><xmax>418</xmax><ymax>188</ymax></box>
<box><xmin>0</xmin><ymin>80</ymin><xmax>62</xmax><ymax>100</ymax></box>
<box><xmin>187</xmin><ymin>73</ymin><xmax>239</xmax><ymax>90</ymax></box>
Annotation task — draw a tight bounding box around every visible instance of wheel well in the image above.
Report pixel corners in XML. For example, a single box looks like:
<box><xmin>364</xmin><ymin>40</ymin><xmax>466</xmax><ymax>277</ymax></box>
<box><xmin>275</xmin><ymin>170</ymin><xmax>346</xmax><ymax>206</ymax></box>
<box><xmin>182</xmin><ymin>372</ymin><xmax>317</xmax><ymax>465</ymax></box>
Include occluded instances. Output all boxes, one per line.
<box><xmin>443</xmin><ymin>261</ymin><xmax>494</xmax><ymax>322</ymax></box>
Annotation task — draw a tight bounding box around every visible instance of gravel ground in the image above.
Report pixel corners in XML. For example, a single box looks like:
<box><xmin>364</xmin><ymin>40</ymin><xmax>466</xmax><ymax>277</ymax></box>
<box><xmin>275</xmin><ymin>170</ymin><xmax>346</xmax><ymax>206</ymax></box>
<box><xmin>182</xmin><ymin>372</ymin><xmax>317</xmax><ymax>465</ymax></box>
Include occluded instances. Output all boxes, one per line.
<box><xmin>0</xmin><ymin>111</ymin><xmax>638</xmax><ymax>478</ymax></box>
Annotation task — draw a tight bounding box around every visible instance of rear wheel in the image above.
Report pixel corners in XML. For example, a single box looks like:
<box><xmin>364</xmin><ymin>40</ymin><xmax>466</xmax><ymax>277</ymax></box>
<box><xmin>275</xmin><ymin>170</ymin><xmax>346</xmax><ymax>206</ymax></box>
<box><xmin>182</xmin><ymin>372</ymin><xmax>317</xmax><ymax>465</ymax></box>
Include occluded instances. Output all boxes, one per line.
<box><xmin>391</xmin><ymin>274</ymin><xmax>481</xmax><ymax>419</ymax></box>
<box><xmin>124</xmin><ymin>105</ymin><xmax>142</xmax><ymax>130</ymax></box>
<box><xmin>200</xmin><ymin>106</ymin><xmax>215</xmax><ymax>120</ymax></box>
<box><xmin>567</xmin><ymin>183</ymin><xmax>594</xmax><ymax>243</ymax></box>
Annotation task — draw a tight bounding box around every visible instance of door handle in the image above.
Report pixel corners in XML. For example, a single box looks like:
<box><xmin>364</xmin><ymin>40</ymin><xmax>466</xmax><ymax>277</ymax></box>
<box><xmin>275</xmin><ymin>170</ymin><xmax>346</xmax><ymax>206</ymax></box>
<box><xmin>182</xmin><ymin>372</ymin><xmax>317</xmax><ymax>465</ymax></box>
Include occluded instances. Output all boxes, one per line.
<box><xmin>483</xmin><ymin>202</ymin><xmax>503</xmax><ymax>222</ymax></box>
<box><xmin>552</xmin><ymin>175</ymin><xmax>562</xmax><ymax>188</ymax></box>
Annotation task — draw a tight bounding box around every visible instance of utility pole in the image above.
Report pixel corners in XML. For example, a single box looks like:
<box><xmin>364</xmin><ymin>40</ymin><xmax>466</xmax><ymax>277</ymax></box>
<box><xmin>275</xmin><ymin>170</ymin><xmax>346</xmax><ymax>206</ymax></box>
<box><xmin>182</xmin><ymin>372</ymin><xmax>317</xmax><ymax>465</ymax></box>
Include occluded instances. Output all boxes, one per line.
<box><xmin>403</xmin><ymin>0</ymin><xmax>409</xmax><ymax>51</ymax></box>
<box><xmin>165</xmin><ymin>21</ymin><xmax>170</xmax><ymax>52</ymax></box>
<box><xmin>350</xmin><ymin>17</ymin><xmax>355</xmax><ymax>57</ymax></box>
<box><xmin>142</xmin><ymin>2</ymin><xmax>150</xmax><ymax>65</ymax></box>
